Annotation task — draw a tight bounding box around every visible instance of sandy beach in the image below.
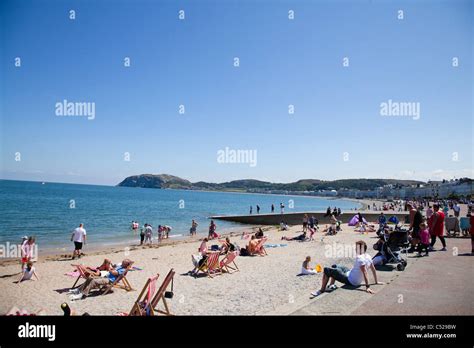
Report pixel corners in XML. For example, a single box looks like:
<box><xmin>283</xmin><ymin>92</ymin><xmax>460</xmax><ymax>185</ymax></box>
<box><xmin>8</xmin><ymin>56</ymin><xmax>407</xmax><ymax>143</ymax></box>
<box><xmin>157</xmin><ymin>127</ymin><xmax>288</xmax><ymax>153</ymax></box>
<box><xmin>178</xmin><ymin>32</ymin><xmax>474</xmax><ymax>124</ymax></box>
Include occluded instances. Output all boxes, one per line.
<box><xmin>0</xmin><ymin>214</ymin><xmax>454</xmax><ymax>316</ymax></box>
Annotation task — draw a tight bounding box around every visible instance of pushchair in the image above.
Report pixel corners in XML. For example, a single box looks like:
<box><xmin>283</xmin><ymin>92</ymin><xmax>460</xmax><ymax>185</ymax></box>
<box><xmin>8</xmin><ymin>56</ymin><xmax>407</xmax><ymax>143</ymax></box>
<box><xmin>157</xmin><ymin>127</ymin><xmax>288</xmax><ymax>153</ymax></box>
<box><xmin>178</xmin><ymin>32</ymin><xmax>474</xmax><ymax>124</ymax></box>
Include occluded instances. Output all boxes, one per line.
<box><xmin>373</xmin><ymin>227</ymin><xmax>410</xmax><ymax>271</ymax></box>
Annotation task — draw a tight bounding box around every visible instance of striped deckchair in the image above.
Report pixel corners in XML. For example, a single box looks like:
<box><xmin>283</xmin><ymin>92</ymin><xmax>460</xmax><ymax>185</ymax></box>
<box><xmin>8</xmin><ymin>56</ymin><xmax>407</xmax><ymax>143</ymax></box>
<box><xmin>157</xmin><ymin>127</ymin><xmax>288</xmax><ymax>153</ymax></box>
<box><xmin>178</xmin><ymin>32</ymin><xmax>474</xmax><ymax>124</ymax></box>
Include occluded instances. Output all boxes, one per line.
<box><xmin>149</xmin><ymin>269</ymin><xmax>175</xmax><ymax>315</ymax></box>
<box><xmin>129</xmin><ymin>274</ymin><xmax>160</xmax><ymax>316</ymax></box>
<box><xmin>195</xmin><ymin>252</ymin><xmax>222</xmax><ymax>278</ymax></box>
<box><xmin>219</xmin><ymin>251</ymin><xmax>239</xmax><ymax>274</ymax></box>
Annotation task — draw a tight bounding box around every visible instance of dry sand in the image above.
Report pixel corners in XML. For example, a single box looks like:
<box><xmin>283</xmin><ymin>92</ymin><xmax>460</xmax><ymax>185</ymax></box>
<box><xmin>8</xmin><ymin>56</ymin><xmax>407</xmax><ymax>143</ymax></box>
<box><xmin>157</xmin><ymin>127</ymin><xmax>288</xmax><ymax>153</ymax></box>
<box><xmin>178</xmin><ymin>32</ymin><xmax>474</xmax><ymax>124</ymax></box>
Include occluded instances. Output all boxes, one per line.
<box><xmin>0</xmin><ymin>220</ymin><xmax>414</xmax><ymax>316</ymax></box>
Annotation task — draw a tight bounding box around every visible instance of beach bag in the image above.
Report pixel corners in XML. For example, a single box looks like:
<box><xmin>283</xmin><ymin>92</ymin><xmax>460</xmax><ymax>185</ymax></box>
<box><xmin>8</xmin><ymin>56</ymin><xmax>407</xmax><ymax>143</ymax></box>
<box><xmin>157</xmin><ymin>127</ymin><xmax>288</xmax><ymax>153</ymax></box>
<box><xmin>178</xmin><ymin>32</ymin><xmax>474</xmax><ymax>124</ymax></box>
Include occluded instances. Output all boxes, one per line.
<box><xmin>240</xmin><ymin>248</ymin><xmax>250</xmax><ymax>256</ymax></box>
<box><xmin>164</xmin><ymin>277</ymin><xmax>174</xmax><ymax>299</ymax></box>
<box><xmin>210</xmin><ymin>245</ymin><xmax>220</xmax><ymax>251</ymax></box>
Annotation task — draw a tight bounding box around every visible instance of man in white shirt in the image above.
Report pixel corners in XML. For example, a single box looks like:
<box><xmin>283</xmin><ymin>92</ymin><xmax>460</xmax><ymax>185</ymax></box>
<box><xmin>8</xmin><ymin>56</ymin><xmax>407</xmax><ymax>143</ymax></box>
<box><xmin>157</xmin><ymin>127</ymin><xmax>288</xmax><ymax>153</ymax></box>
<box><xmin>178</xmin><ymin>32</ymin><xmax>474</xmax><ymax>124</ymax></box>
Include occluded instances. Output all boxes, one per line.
<box><xmin>71</xmin><ymin>223</ymin><xmax>87</xmax><ymax>259</ymax></box>
<box><xmin>311</xmin><ymin>240</ymin><xmax>383</xmax><ymax>297</ymax></box>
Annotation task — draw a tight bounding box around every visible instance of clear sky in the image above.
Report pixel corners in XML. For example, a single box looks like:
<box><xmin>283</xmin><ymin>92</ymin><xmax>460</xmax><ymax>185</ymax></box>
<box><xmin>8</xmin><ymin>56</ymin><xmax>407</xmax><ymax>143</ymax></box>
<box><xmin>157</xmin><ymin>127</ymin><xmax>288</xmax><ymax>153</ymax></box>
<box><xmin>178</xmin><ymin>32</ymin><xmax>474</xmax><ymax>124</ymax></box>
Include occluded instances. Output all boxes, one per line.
<box><xmin>1</xmin><ymin>0</ymin><xmax>472</xmax><ymax>186</ymax></box>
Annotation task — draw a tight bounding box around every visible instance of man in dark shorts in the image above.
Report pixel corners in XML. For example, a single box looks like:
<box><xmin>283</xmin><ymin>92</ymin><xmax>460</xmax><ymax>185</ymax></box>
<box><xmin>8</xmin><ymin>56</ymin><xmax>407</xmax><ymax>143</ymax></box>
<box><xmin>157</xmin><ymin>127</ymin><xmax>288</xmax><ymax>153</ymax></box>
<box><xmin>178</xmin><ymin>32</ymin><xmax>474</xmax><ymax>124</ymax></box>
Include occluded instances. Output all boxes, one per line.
<box><xmin>71</xmin><ymin>223</ymin><xmax>87</xmax><ymax>260</ymax></box>
<box><xmin>311</xmin><ymin>241</ymin><xmax>383</xmax><ymax>297</ymax></box>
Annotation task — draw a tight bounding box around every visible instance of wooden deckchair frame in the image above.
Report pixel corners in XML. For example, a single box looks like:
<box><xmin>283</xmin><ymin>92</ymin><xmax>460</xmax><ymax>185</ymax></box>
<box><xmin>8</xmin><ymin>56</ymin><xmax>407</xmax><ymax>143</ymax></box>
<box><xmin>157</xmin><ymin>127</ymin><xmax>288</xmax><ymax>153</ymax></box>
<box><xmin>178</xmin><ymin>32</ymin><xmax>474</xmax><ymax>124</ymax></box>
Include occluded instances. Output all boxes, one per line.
<box><xmin>102</xmin><ymin>267</ymin><xmax>134</xmax><ymax>295</ymax></box>
<box><xmin>70</xmin><ymin>264</ymin><xmax>98</xmax><ymax>288</ymax></box>
<box><xmin>129</xmin><ymin>274</ymin><xmax>160</xmax><ymax>316</ymax></box>
<box><xmin>148</xmin><ymin>269</ymin><xmax>175</xmax><ymax>316</ymax></box>
<box><xmin>251</xmin><ymin>237</ymin><xmax>268</xmax><ymax>256</ymax></box>
<box><xmin>219</xmin><ymin>251</ymin><xmax>239</xmax><ymax>274</ymax></box>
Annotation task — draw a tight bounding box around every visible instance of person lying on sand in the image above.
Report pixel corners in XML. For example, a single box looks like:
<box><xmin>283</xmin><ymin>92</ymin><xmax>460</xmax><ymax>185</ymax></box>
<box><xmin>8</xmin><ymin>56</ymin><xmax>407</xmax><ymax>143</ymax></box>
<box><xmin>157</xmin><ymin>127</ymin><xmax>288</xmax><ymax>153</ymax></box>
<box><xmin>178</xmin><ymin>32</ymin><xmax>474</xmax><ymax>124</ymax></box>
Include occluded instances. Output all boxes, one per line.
<box><xmin>281</xmin><ymin>231</ymin><xmax>307</xmax><ymax>241</ymax></box>
<box><xmin>77</xmin><ymin>258</ymin><xmax>113</xmax><ymax>277</ymax></box>
<box><xmin>68</xmin><ymin>259</ymin><xmax>134</xmax><ymax>300</ymax></box>
<box><xmin>17</xmin><ymin>261</ymin><xmax>39</xmax><ymax>283</ymax></box>
<box><xmin>311</xmin><ymin>241</ymin><xmax>383</xmax><ymax>297</ymax></box>
<box><xmin>354</xmin><ymin>224</ymin><xmax>376</xmax><ymax>233</ymax></box>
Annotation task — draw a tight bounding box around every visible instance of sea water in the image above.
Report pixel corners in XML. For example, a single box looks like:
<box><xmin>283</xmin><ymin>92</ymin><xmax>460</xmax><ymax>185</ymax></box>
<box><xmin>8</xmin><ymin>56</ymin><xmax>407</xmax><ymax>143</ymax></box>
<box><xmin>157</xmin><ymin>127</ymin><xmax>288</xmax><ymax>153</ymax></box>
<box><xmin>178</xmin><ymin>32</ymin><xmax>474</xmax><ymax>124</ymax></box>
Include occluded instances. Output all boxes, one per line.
<box><xmin>0</xmin><ymin>180</ymin><xmax>360</xmax><ymax>252</ymax></box>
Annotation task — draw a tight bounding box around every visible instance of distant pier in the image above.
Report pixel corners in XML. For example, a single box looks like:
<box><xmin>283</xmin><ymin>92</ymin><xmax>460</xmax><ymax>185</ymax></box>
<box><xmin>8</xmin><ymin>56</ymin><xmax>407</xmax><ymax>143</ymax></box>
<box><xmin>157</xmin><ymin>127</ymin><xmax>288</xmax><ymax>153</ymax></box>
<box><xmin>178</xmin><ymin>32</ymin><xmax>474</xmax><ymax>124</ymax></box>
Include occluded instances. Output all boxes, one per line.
<box><xmin>210</xmin><ymin>211</ymin><xmax>409</xmax><ymax>225</ymax></box>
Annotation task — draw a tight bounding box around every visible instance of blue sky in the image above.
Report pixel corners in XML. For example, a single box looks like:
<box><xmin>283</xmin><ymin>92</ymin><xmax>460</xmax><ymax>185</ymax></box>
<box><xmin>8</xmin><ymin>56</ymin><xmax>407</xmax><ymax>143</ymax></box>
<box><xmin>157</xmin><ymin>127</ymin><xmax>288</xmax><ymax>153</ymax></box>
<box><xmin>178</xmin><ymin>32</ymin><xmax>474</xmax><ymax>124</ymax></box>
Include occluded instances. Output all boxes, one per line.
<box><xmin>1</xmin><ymin>0</ymin><xmax>472</xmax><ymax>185</ymax></box>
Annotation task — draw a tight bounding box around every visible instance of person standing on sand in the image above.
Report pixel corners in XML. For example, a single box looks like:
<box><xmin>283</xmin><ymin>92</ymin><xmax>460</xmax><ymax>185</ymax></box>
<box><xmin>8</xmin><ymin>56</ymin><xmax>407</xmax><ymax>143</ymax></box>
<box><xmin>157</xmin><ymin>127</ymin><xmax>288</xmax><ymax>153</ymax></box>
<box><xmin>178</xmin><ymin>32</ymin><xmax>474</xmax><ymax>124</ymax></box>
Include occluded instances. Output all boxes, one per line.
<box><xmin>271</xmin><ymin>204</ymin><xmax>275</xmax><ymax>213</ymax></box>
<box><xmin>429</xmin><ymin>204</ymin><xmax>446</xmax><ymax>251</ymax></box>
<box><xmin>208</xmin><ymin>220</ymin><xmax>218</xmax><ymax>239</ymax></box>
<box><xmin>71</xmin><ymin>223</ymin><xmax>87</xmax><ymax>260</ymax></box>
<box><xmin>302</xmin><ymin>214</ymin><xmax>308</xmax><ymax>232</ymax></box>
<box><xmin>144</xmin><ymin>223</ymin><xmax>153</xmax><ymax>244</ymax></box>
<box><xmin>190</xmin><ymin>220</ymin><xmax>198</xmax><ymax>236</ymax></box>
<box><xmin>20</xmin><ymin>236</ymin><xmax>35</xmax><ymax>271</ymax></box>
<box><xmin>139</xmin><ymin>224</ymin><xmax>145</xmax><ymax>245</ymax></box>
<box><xmin>469</xmin><ymin>212</ymin><xmax>474</xmax><ymax>255</ymax></box>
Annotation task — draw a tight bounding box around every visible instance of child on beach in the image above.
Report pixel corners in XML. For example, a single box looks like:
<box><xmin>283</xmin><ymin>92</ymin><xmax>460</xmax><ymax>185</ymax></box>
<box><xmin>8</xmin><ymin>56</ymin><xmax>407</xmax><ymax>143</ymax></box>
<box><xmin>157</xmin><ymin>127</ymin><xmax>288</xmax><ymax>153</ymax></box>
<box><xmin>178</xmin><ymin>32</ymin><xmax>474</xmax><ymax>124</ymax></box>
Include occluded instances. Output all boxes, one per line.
<box><xmin>18</xmin><ymin>261</ymin><xmax>39</xmax><ymax>283</ymax></box>
<box><xmin>301</xmin><ymin>256</ymin><xmax>317</xmax><ymax>275</ymax></box>
<box><xmin>157</xmin><ymin>225</ymin><xmax>164</xmax><ymax>242</ymax></box>
<box><xmin>20</xmin><ymin>236</ymin><xmax>35</xmax><ymax>271</ymax></box>
<box><xmin>417</xmin><ymin>222</ymin><xmax>430</xmax><ymax>257</ymax></box>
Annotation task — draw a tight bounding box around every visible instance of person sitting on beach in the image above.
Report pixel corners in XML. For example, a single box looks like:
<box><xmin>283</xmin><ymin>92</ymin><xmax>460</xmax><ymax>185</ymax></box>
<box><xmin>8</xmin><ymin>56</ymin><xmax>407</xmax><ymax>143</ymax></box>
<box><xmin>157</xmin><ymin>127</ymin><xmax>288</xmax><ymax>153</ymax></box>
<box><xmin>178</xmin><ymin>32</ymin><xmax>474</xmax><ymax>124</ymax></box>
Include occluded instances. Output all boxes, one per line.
<box><xmin>281</xmin><ymin>231</ymin><xmax>307</xmax><ymax>241</ymax></box>
<box><xmin>69</xmin><ymin>259</ymin><xmax>134</xmax><ymax>300</ymax></box>
<box><xmin>220</xmin><ymin>237</ymin><xmax>236</xmax><ymax>254</ymax></box>
<box><xmin>301</xmin><ymin>256</ymin><xmax>317</xmax><ymax>275</ymax></box>
<box><xmin>247</xmin><ymin>235</ymin><xmax>265</xmax><ymax>255</ymax></box>
<box><xmin>255</xmin><ymin>228</ymin><xmax>264</xmax><ymax>239</ymax></box>
<box><xmin>321</xmin><ymin>224</ymin><xmax>337</xmax><ymax>235</ymax></box>
<box><xmin>311</xmin><ymin>241</ymin><xmax>383</xmax><ymax>297</ymax></box>
<box><xmin>17</xmin><ymin>261</ymin><xmax>39</xmax><ymax>283</ymax></box>
<box><xmin>190</xmin><ymin>238</ymin><xmax>209</xmax><ymax>275</ymax></box>
<box><xmin>280</xmin><ymin>221</ymin><xmax>289</xmax><ymax>231</ymax></box>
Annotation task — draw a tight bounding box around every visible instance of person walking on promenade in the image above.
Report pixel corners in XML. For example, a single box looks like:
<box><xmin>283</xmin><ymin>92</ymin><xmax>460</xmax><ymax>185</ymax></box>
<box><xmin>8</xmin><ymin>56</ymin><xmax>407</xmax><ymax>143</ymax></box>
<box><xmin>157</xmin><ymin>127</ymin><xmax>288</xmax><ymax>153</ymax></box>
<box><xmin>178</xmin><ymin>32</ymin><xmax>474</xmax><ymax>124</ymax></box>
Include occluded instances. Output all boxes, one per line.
<box><xmin>429</xmin><ymin>204</ymin><xmax>446</xmax><ymax>251</ymax></box>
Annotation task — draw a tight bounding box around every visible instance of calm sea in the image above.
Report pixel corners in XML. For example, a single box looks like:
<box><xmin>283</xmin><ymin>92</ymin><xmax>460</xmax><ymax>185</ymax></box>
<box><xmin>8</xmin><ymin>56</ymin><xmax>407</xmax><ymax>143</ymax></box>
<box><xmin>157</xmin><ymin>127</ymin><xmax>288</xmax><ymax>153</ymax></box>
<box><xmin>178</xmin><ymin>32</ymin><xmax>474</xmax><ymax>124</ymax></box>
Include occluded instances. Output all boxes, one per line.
<box><xmin>0</xmin><ymin>180</ymin><xmax>360</xmax><ymax>253</ymax></box>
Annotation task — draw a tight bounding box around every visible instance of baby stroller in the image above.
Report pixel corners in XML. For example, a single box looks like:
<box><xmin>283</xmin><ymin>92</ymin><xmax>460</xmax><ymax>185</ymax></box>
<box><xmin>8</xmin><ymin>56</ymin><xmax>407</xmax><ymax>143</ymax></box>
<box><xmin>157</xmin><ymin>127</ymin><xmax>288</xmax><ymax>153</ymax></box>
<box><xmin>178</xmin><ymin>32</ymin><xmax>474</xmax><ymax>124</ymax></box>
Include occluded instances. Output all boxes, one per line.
<box><xmin>373</xmin><ymin>227</ymin><xmax>410</xmax><ymax>271</ymax></box>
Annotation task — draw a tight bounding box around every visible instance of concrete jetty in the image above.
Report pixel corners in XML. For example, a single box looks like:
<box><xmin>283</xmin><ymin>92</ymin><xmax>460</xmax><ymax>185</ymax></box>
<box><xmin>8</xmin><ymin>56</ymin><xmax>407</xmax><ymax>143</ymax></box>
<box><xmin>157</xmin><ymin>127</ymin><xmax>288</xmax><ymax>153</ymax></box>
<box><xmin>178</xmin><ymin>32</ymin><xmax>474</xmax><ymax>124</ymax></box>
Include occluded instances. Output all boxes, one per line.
<box><xmin>210</xmin><ymin>211</ymin><xmax>409</xmax><ymax>225</ymax></box>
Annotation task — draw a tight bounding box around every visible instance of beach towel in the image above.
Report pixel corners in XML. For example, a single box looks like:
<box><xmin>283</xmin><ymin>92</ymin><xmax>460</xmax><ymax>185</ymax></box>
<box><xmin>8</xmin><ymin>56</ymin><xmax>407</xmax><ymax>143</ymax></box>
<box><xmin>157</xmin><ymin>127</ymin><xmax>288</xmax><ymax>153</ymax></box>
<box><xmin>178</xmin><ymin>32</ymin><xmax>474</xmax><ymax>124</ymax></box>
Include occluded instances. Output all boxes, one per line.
<box><xmin>263</xmin><ymin>244</ymin><xmax>288</xmax><ymax>248</ymax></box>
